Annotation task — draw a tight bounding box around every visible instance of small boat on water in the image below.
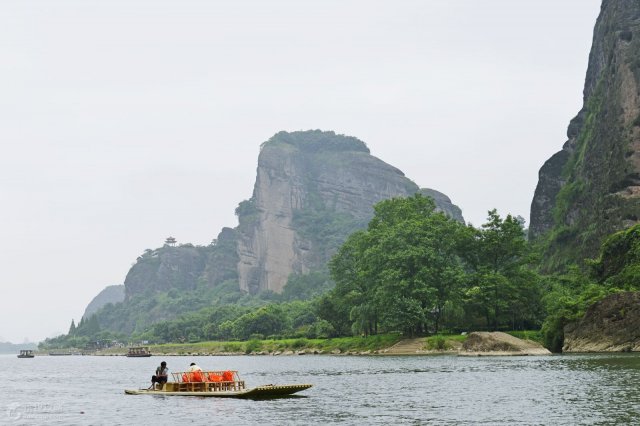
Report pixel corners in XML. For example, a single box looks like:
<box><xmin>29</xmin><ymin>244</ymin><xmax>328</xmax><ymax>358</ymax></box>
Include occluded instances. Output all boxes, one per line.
<box><xmin>126</xmin><ymin>346</ymin><xmax>152</xmax><ymax>357</ymax></box>
<box><xmin>49</xmin><ymin>351</ymin><xmax>72</xmax><ymax>356</ymax></box>
<box><xmin>17</xmin><ymin>350</ymin><xmax>34</xmax><ymax>358</ymax></box>
<box><xmin>124</xmin><ymin>370</ymin><xmax>312</xmax><ymax>399</ymax></box>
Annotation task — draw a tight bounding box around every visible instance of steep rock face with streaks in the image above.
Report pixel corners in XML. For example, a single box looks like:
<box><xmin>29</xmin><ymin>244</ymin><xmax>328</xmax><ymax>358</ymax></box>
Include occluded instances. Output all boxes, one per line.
<box><xmin>235</xmin><ymin>130</ymin><xmax>464</xmax><ymax>294</ymax></box>
<box><xmin>529</xmin><ymin>0</ymin><xmax>640</xmax><ymax>269</ymax></box>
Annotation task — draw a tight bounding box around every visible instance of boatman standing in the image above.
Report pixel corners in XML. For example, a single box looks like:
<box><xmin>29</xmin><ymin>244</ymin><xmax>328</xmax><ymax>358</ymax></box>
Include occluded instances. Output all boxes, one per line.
<box><xmin>151</xmin><ymin>361</ymin><xmax>169</xmax><ymax>389</ymax></box>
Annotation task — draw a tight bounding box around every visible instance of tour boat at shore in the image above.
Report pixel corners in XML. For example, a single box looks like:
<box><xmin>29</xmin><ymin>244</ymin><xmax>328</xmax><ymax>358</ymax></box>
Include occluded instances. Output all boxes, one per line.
<box><xmin>124</xmin><ymin>370</ymin><xmax>312</xmax><ymax>398</ymax></box>
<box><xmin>126</xmin><ymin>346</ymin><xmax>152</xmax><ymax>357</ymax></box>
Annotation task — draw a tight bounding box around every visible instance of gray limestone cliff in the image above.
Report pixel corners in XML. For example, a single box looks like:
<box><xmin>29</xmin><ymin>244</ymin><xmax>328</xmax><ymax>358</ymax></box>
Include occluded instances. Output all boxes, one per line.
<box><xmin>85</xmin><ymin>130</ymin><xmax>464</xmax><ymax>332</ymax></box>
<box><xmin>529</xmin><ymin>0</ymin><xmax>640</xmax><ymax>268</ymax></box>
<box><xmin>235</xmin><ymin>130</ymin><xmax>464</xmax><ymax>294</ymax></box>
<box><xmin>82</xmin><ymin>285</ymin><xmax>125</xmax><ymax>319</ymax></box>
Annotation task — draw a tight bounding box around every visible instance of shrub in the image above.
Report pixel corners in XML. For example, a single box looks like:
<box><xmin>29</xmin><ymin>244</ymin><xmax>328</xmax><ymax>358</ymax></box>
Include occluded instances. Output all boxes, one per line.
<box><xmin>291</xmin><ymin>338</ymin><xmax>308</xmax><ymax>349</ymax></box>
<box><xmin>245</xmin><ymin>339</ymin><xmax>263</xmax><ymax>354</ymax></box>
<box><xmin>426</xmin><ymin>336</ymin><xmax>449</xmax><ymax>351</ymax></box>
<box><xmin>222</xmin><ymin>342</ymin><xmax>242</xmax><ymax>353</ymax></box>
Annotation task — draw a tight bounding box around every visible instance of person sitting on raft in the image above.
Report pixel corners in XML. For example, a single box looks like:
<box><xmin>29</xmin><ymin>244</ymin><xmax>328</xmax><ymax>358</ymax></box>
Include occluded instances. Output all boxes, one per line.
<box><xmin>150</xmin><ymin>361</ymin><xmax>168</xmax><ymax>389</ymax></box>
<box><xmin>184</xmin><ymin>362</ymin><xmax>204</xmax><ymax>382</ymax></box>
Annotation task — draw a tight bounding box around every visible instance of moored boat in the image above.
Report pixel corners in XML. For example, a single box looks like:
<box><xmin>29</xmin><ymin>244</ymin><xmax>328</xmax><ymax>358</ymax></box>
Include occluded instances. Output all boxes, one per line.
<box><xmin>126</xmin><ymin>346</ymin><xmax>152</xmax><ymax>357</ymax></box>
<box><xmin>124</xmin><ymin>370</ymin><xmax>312</xmax><ymax>399</ymax></box>
<box><xmin>17</xmin><ymin>350</ymin><xmax>34</xmax><ymax>358</ymax></box>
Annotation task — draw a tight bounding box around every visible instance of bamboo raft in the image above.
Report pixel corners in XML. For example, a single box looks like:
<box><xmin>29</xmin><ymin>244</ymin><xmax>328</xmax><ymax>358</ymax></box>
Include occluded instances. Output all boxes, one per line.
<box><xmin>124</xmin><ymin>370</ymin><xmax>312</xmax><ymax>398</ymax></box>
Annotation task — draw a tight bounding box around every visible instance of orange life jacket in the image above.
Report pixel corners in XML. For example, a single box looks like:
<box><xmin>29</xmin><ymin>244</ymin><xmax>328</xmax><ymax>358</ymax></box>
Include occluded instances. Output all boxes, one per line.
<box><xmin>208</xmin><ymin>373</ymin><xmax>222</xmax><ymax>382</ymax></box>
<box><xmin>222</xmin><ymin>370</ymin><xmax>234</xmax><ymax>382</ymax></box>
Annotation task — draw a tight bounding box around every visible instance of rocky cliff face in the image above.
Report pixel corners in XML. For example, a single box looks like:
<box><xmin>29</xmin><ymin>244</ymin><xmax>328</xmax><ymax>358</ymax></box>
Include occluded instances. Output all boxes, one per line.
<box><xmin>563</xmin><ymin>291</ymin><xmax>640</xmax><ymax>352</ymax></box>
<box><xmin>119</xmin><ymin>131</ymin><xmax>464</xmax><ymax>299</ymax></box>
<box><xmin>83</xmin><ymin>130</ymin><xmax>463</xmax><ymax>332</ymax></box>
<box><xmin>529</xmin><ymin>0</ymin><xmax>640</xmax><ymax>267</ymax></box>
<box><xmin>236</xmin><ymin>130</ymin><xmax>464</xmax><ymax>294</ymax></box>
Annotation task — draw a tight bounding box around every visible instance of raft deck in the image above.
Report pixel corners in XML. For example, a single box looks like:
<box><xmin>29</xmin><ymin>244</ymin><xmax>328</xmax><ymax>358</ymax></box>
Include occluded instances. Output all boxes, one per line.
<box><xmin>124</xmin><ymin>384</ymin><xmax>313</xmax><ymax>398</ymax></box>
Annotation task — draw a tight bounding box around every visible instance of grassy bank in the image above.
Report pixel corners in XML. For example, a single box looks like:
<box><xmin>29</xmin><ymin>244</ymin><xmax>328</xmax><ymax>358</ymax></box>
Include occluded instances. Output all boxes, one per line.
<box><xmin>92</xmin><ymin>330</ymin><xmax>543</xmax><ymax>356</ymax></box>
<box><xmin>96</xmin><ymin>334</ymin><xmax>404</xmax><ymax>356</ymax></box>
<box><xmin>423</xmin><ymin>334</ymin><xmax>467</xmax><ymax>351</ymax></box>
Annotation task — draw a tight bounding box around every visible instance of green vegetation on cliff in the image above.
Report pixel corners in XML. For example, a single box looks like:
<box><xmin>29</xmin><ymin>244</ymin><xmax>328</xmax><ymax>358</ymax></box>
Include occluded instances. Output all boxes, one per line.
<box><xmin>263</xmin><ymin>130</ymin><xmax>370</xmax><ymax>154</ymax></box>
<box><xmin>541</xmin><ymin>224</ymin><xmax>640</xmax><ymax>352</ymax></box>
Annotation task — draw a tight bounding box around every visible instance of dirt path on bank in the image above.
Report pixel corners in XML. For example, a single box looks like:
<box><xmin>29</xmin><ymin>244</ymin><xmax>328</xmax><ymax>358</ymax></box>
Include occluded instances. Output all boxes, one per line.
<box><xmin>382</xmin><ymin>338</ymin><xmax>426</xmax><ymax>354</ymax></box>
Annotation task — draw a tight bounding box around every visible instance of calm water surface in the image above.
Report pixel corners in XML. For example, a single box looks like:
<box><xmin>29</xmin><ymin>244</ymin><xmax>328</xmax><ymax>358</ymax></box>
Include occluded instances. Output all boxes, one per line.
<box><xmin>3</xmin><ymin>353</ymin><xmax>640</xmax><ymax>425</ymax></box>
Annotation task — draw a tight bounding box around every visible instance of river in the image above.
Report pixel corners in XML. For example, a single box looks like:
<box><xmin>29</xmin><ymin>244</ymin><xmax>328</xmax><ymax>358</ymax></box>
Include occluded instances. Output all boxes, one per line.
<box><xmin>3</xmin><ymin>353</ymin><xmax>640</xmax><ymax>425</ymax></box>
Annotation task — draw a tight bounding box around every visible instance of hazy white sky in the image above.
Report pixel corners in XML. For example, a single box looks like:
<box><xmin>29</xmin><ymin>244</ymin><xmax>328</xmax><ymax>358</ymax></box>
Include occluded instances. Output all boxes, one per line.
<box><xmin>0</xmin><ymin>0</ymin><xmax>601</xmax><ymax>343</ymax></box>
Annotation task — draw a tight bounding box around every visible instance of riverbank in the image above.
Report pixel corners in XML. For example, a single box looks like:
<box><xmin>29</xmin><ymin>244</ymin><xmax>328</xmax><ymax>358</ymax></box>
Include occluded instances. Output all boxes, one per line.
<box><xmin>93</xmin><ymin>334</ymin><xmax>404</xmax><ymax>356</ymax></box>
<box><xmin>41</xmin><ymin>331</ymin><xmax>545</xmax><ymax>356</ymax></box>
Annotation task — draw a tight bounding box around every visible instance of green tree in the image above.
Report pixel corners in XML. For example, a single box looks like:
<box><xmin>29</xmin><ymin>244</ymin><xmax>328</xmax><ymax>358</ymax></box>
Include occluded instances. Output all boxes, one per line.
<box><xmin>324</xmin><ymin>230</ymin><xmax>376</xmax><ymax>335</ymax></box>
<box><xmin>540</xmin><ymin>266</ymin><xmax>608</xmax><ymax>352</ymax></box>
<box><xmin>231</xmin><ymin>305</ymin><xmax>288</xmax><ymax>340</ymax></box>
<box><xmin>327</xmin><ymin>194</ymin><xmax>467</xmax><ymax>335</ymax></box>
<box><xmin>315</xmin><ymin>293</ymin><xmax>351</xmax><ymax>336</ymax></box>
<box><xmin>462</xmin><ymin>210</ymin><xmax>541</xmax><ymax>330</ymax></box>
<box><xmin>282</xmin><ymin>271</ymin><xmax>333</xmax><ymax>301</ymax></box>
<box><xmin>76</xmin><ymin>314</ymin><xmax>101</xmax><ymax>337</ymax></box>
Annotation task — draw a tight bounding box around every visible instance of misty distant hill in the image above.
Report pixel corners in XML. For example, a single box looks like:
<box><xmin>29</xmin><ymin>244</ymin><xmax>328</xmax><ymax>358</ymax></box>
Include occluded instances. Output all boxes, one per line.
<box><xmin>83</xmin><ymin>285</ymin><xmax>125</xmax><ymax>319</ymax></box>
<box><xmin>0</xmin><ymin>341</ymin><xmax>37</xmax><ymax>354</ymax></box>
